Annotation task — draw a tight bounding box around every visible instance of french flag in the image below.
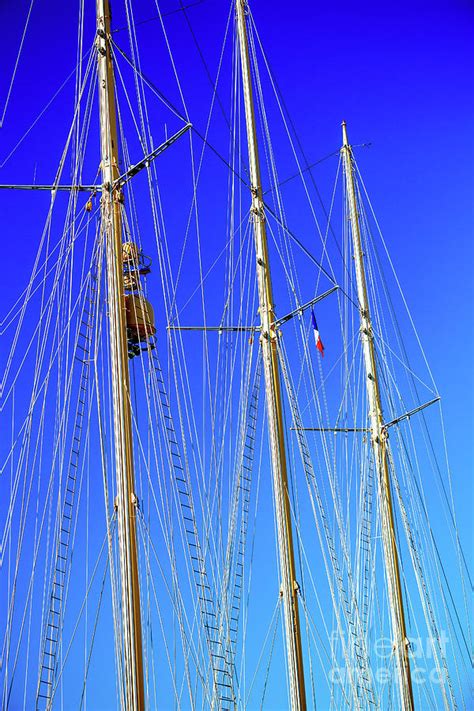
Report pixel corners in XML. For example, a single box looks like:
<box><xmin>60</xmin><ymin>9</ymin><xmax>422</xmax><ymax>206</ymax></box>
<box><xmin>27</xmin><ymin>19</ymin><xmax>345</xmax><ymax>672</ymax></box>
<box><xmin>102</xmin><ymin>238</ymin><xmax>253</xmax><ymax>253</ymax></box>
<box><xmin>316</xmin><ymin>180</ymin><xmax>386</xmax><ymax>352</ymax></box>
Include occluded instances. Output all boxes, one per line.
<box><xmin>311</xmin><ymin>310</ymin><xmax>324</xmax><ymax>357</ymax></box>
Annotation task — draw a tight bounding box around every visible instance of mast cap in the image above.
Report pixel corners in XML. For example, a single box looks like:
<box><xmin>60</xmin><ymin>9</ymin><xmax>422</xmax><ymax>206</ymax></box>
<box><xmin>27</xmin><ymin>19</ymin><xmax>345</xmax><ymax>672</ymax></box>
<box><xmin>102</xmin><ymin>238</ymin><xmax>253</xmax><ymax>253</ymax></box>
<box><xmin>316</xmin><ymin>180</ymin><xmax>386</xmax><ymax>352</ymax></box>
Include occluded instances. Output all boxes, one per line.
<box><xmin>342</xmin><ymin>120</ymin><xmax>349</xmax><ymax>147</ymax></box>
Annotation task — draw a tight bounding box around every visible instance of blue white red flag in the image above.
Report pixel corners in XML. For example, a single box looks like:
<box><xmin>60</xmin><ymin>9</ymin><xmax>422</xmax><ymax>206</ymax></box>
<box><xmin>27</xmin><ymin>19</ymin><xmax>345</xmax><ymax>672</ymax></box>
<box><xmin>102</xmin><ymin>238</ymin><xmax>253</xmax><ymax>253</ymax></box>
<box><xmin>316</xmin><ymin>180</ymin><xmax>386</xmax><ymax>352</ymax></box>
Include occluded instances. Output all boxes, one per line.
<box><xmin>311</xmin><ymin>310</ymin><xmax>324</xmax><ymax>357</ymax></box>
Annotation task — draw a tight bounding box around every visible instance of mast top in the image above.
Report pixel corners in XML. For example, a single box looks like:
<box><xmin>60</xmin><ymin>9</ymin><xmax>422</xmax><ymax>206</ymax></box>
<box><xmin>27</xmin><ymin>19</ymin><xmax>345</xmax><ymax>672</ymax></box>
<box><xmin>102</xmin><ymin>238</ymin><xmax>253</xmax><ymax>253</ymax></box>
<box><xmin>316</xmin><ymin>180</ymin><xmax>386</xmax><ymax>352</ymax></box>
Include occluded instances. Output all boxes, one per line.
<box><xmin>341</xmin><ymin>120</ymin><xmax>349</xmax><ymax>148</ymax></box>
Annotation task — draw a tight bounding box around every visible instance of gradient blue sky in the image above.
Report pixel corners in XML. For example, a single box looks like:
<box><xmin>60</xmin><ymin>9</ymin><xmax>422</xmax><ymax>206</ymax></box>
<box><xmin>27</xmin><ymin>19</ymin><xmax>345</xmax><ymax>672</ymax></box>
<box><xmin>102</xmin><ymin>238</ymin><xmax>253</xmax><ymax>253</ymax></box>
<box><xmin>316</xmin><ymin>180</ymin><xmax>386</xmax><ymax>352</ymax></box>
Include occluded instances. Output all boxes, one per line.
<box><xmin>2</xmin><ymin>0</ymin><xmax>471</xmax><ymax>540</ymax></box>
<box><xmin>0</xmin><ymin>0</ymin><xmax>472</xmax><ymax>707</ymax></box>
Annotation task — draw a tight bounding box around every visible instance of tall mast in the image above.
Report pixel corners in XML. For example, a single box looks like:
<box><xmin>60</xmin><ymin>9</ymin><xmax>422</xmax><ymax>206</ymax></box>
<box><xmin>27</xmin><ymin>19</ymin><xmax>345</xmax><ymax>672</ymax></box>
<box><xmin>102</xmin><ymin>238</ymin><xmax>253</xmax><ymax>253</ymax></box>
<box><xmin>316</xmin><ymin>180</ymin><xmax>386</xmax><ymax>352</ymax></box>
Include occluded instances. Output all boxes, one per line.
<box><xmin>235</xmin><ymin>2</ymin><xmax>307</xmax><ymax>708</ymax></box>
<box><xmin>341</xmin><ymin>121</ymin><xmax>414</xmax><ymax>710</ymax></box>
<box><xmin>96</xmin><ymin>2</ymin><xmax>145</xmax><ymax>709</ymax></box>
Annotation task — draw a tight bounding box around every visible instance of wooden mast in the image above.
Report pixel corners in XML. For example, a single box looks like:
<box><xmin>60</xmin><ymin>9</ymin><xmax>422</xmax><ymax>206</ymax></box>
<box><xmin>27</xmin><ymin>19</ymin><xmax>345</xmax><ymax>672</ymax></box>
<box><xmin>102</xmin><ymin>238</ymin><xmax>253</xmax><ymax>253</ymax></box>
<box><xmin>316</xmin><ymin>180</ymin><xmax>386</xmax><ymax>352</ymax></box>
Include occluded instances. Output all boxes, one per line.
<box><xmin>96</xmin><ymin>2</ymin><xmax>145</xmax><ymax>708</ymax></box>
<box><xmin>341</xmin><ymin>121</ymin><xmax>414</xmax><ymax>710</ymax></box>
<box><xmin>235</xmin><ymin>2</ymin><xmax>307</xmax><ymax>708</ymax></box>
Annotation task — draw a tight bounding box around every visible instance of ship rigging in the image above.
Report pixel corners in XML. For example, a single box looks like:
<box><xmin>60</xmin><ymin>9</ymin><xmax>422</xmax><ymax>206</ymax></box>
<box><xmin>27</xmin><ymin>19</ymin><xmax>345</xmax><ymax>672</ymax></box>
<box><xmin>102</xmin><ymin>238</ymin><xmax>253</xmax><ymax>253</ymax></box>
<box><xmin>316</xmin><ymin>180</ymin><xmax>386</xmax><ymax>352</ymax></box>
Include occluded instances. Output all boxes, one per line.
<box><xmin>0</xmin><ymin>1</ymin><xmax>471</xmax><ymax>709</ymax></box>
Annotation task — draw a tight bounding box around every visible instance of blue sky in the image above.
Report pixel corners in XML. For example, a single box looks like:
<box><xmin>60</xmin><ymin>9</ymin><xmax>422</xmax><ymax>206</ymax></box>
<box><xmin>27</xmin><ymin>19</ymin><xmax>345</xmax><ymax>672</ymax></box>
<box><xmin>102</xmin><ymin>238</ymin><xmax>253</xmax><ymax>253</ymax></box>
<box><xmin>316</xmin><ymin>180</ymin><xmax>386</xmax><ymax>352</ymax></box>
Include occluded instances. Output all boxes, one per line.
<box><xmin>0</xmin><ymin>0</ymin><xmax>472</xmax><ymax>708</ymax></box>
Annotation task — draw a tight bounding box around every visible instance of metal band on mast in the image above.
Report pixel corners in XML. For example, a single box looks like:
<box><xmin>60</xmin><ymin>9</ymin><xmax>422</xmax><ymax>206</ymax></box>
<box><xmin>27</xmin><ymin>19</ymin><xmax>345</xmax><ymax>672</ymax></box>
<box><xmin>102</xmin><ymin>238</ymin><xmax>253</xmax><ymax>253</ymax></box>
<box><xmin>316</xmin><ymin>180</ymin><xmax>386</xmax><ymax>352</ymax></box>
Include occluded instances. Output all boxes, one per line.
<box><xmin>235</xmin><ymin>2</ymin><xmax>307</xmax><ymax>708</ymax></box>
<box><xmin>96</xmin><ymin>2</ymin><xmax>145</xmax><ymax>708</ymax></box>
<box><xmin>341</xmin><ymin>121</ymin><xmax>414</xmax><ymax>710</ymax></box>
